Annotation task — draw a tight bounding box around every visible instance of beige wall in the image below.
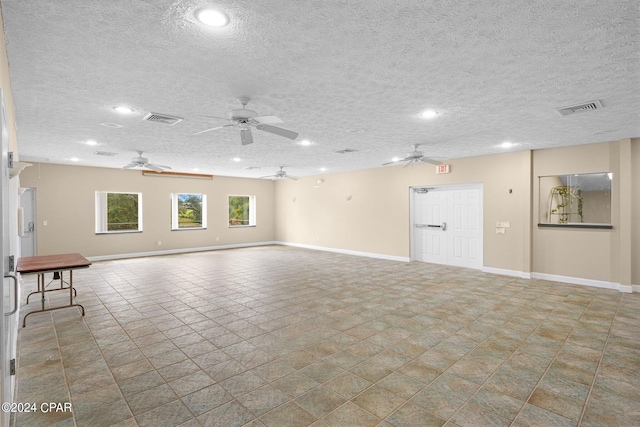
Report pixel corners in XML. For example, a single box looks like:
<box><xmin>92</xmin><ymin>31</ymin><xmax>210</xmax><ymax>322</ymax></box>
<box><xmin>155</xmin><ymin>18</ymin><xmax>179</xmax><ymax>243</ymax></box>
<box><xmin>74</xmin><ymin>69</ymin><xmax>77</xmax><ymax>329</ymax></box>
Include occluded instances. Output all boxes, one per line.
<box><xmin>532</xmin><ymin>140</ymin><xmax>636</xmax><ymax>284</ymax></box>
<box><xmin>16</xmin><ymin>139</ymin><xmax>639</xmax><ymax>286</ymax></box>
<box><xmin>20</xmin><ymin>163</ymin><xmax>276</xmax><ymax>257</ymax></box>
<box><xmin>275</xmin><ymin>150</ymin><xmax>533</xmax><ymax>272</ymax></box>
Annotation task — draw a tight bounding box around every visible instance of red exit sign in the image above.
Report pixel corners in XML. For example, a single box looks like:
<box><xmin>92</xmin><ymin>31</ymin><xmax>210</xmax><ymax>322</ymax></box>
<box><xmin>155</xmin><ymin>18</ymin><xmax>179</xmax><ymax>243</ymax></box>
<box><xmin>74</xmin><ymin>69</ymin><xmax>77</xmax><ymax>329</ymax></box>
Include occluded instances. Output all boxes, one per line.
<box><xmin>436</xmin><ymin>164</ymin><xmax>450</xmax><ymax>174</ymax></box>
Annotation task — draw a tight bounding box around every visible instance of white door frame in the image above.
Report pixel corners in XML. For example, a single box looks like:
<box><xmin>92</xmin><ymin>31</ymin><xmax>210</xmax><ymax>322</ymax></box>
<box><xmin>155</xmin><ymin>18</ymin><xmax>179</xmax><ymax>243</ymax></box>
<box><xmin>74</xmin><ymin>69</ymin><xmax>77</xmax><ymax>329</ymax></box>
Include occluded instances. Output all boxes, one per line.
<box><xmin>409</xmin><ymin>183</ymin><xmax>483</xmax><ymax>268</ymax></box>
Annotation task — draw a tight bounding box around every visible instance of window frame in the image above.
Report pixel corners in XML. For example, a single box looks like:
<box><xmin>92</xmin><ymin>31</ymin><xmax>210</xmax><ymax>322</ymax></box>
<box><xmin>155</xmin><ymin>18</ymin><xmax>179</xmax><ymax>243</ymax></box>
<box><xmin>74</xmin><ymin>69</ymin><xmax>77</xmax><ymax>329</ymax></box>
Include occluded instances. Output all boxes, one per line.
<box><xmin>228</xmin><ymin>195</ymin><xmax>256</xmax><ymax>227</ymax></box>
<box><xmin>95</xmin><ymin>191</ymin><xmax>143</xmax><ymax>234</ymax></box>
<box><xmin>171</xmin><ymin>193</ymin><xmax>207</xmax><ymax>230</ymax></box>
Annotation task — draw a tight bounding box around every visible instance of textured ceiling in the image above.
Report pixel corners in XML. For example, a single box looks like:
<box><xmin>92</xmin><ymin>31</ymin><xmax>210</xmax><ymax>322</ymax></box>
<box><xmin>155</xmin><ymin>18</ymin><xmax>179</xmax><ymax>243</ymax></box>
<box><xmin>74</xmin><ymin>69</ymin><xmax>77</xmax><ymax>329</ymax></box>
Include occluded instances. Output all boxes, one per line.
<box><xmin>3</xmin><ymin>0</ymin><xmax>639</xmax><ymax>178</ymax></box>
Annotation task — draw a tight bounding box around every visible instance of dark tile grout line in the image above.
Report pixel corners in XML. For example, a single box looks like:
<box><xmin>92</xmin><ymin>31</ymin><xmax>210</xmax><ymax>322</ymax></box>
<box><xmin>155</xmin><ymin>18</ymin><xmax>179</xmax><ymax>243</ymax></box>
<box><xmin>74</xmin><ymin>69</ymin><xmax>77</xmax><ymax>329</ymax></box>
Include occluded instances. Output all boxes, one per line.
<box><xmin>576</xmin><ymin>293</ymin><xmax>624</xmax><ymax>426</ymax></box>
<box><xmin>52</xmin><ymin>311</ymin><xmax>80</xmax><ymax>427</ymax></box>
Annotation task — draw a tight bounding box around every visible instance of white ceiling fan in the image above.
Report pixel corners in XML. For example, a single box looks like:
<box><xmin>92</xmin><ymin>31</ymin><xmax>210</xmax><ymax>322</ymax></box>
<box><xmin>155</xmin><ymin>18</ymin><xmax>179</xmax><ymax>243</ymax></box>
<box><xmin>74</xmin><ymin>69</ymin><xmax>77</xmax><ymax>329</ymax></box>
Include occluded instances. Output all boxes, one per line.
<box><xmin>122</xmin><ymin>151</ymin><xmax>171</xmax><ymax>172</ymax></box>
<box><xmin>260</xmin><ymin>166</ymin><xmax>298</xmax><ymax>180</ymax></box>
<box><xmin>193</xmin><ymin>97</ymin><xmax>299</xmax><ymax>145</ymax></box>
<box><xmin>383</xmin><ymin>144</ymin><xmax>442</xmax><ymax>167</ymax></box>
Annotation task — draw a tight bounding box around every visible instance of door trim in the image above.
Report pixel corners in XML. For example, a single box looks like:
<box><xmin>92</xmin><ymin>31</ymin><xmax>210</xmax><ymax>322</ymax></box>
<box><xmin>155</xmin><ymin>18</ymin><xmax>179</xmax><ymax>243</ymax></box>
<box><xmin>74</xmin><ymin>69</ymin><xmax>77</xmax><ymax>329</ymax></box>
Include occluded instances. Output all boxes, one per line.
<box><xmin>409</xmin><ymin>183</ymin><xmax>483</xmax><ymax>268</ymax></box>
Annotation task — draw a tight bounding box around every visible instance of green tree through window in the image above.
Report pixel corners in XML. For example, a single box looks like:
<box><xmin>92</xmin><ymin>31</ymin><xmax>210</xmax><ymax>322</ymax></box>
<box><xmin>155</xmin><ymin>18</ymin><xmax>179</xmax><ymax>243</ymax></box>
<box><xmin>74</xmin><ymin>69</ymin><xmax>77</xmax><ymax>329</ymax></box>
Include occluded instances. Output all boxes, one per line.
<box><xmin>107</xmin><ymin>193</ymin><xmax>139</xmax><ymax>231</ymax></box>
<box><xmin>177</xmin><ymin>194</ymin><xmax>204</xmax><ymax>228</ymax></box>
<box><xmin>96</xmin><ymin>191</ymin><xmax>142</xmax><ymax>233</ymax></box>
<box><xmin>229</xmin><ymin>195</ymin><xmax>255</xmax><ymax>226</ymax></box>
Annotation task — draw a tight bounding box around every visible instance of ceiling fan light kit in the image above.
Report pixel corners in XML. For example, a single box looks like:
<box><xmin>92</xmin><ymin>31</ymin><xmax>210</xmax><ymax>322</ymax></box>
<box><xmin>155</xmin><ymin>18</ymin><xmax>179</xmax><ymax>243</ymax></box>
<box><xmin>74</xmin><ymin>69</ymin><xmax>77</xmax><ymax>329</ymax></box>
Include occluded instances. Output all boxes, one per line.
<box><xmin>193</xmin><ymin>98</ymin><xmax>299</xmax><ymax>145</ymax></box>
<box><xmin>260</xmin><ymin>166</ymin><xmax>298</xmax><ymax>180</ymax></box>
<box><xmin>383</xmin><ymin>144</ymin><xmax>442</xmax><ymax>167</ymax></box>
<box><xmin>122</xmin><ymin>151</ymin><xmax>171</xmax><ymax>173</ymax></box>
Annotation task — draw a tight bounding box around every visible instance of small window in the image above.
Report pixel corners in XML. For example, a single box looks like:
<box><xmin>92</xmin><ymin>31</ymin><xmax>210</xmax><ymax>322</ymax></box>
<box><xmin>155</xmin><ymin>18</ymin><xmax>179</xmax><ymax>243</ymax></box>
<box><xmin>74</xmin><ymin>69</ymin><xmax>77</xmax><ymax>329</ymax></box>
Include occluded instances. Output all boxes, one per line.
<box><xmin>95</xmin><ymin>191</ymin><xmax>142</xmax><ymax>233</ymax></box>
<box><xmin>228</xmin><ymin>195</ymin><xmax>256</xmax><ymax>227</ymax></box>
<box><xmin>172</xmin><ymin>193</ymin><xmax>207</xmax><ymax>230</ymax></box>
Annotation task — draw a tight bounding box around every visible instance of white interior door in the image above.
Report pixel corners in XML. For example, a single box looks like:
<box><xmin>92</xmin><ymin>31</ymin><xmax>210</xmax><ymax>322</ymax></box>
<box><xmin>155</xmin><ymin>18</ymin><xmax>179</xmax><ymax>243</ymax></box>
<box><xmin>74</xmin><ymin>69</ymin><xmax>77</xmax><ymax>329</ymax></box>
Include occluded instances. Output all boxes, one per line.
<box><xmin>20</xmin><ymin>188</ymin><xmax>36</xmax><ymax>257</ymax></box>
<box><xmin>413</xmin><ymin>189</ymin><xmax>448</xmax><ymax>265</ymax></box>
<box><xmin>412</xmin><ymin>184</ymin><xmax>482</xmax><ymax>269</ymax></box>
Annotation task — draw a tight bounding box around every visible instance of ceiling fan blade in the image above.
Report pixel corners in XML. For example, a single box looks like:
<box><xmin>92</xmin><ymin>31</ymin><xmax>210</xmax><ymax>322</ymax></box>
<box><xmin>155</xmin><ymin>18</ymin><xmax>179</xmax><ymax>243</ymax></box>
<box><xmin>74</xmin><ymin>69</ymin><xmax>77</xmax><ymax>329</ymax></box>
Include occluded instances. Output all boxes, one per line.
<box><xmin>286</xmin><ymin>175</ymin><xmax>299</xmax><ymax>180</ymax></box>
<box><xmin>154</xmin><ymin>164</ymin><xmax>172</xmax><ymax>170</ymax></box>
<box><xmin>255</xmin><ymin>124</ymin><xmax>298</xmax><ymax>140</ymax></box>
<box><xmin>192</xmin><ymin>124</ymin><xmax>234</xmax><ymax>135</ymax></box>
<box><xmin>420</xmin><ymin>157</ymin><xmax>442</xmax><ymax>165</ymax></box>
<box><xmin>253</xmin><ymin>115</ymin><xmax>284</xmax><ymax>125</ymax></box>
<box><xmin>145</xmin><ymin>164</ymin><xmax>165</xmax><ymax>172</ymax></box>
<box><xmin>259</xmin><ymin>175</ymin><xmax>276</xmax><ymax>179</ymax></box>
<box><xmin>402</xmin><ymin>161</ymin><xmax>413</xmax><ymax>168</ymax></box>
<box><xmin>241</xmin><ymin>128</ymin><xmax>254</xmax><ymax>145</ymax></box>
<box><xmin>122</xmin><ymin>163</ymin><xmax>138</xmax><ymax>169</ymax></box>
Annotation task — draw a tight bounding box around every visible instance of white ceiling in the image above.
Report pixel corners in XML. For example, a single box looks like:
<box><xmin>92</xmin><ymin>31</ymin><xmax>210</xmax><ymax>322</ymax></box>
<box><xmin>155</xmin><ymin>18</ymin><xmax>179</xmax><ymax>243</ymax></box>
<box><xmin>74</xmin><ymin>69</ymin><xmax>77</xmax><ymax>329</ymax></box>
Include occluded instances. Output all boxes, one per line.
<box><xmin>2</xmin><ymin>0</ymin><xmax>639</xmax><ymax>178</ymax></box>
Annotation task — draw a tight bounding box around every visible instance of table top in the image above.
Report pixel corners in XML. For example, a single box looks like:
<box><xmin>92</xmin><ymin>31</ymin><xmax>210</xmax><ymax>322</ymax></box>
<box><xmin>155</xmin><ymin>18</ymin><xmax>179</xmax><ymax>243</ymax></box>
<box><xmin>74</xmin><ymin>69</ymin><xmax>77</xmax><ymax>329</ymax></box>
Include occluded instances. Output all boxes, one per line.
<box><xmin>16</xmin><ymin>253</ymin><xmax>92</xmax><ymax>274</ymax></box>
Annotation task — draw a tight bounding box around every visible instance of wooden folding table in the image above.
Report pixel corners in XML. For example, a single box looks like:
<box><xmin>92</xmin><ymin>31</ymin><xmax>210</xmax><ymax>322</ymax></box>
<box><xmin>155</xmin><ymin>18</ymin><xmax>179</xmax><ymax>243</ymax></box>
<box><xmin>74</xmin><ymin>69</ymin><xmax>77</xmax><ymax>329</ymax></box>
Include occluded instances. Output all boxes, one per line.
<box><xmin>17</xmin><ymin>253</ymin><xmax>91</xmax><ymax>327</ymax></box>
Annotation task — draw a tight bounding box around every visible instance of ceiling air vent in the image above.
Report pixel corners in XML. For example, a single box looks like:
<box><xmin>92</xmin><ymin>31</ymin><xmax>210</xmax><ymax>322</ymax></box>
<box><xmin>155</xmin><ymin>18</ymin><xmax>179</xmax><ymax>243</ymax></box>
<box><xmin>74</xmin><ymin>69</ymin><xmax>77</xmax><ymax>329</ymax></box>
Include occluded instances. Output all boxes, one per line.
<box><xmin>335</xmin><ymin>148</ymin><xmax>359</xmax><ymax>154</ymax></box>
<box><xmin>93</xmin><ymin>151</ymin><xmax>118</xmax><ymax>157</ymax></box>
<box><xmin>143</xmin><ymin>112</ymin><xmax>183</xmax><ymax>125</ymax></box>
<box><xmin>556</xmin><ymin>100</ymin><xmax>603</xmax><ymax>116</ymax></box>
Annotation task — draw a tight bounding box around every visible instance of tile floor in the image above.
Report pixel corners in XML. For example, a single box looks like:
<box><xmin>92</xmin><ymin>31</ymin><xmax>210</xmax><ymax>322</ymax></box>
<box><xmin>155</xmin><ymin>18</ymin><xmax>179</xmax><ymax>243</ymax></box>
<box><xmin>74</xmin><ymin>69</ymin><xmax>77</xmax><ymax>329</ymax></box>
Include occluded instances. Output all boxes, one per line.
<box><xmin>12</xmin><ymin>246</ymin><xmax>640</xmax><ymax>427</ymax></box>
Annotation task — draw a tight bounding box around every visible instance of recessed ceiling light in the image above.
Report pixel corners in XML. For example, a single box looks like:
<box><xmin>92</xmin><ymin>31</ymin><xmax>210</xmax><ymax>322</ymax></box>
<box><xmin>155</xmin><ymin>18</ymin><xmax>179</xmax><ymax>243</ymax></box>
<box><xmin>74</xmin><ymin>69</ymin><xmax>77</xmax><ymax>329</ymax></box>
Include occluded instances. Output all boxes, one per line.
<box><xmin>391</xmin><ymin>157</ymin><xmax>401</xmax><ymax>162</ymax></box>
<box><xmin>113</xmin><ymin>106</ymin><xmax>134</xmax><ymax>114</ymax></box>
<box><xmin>70</xmin><ymin>157</ymin><xmax>79</xmax><ymax>162</ymax></box>
<box><xmin>299</xmin><ymin>139</ymin><xmax>312</xmax><ymax>146</ymax></box>
<box><xmin>85</xmin><ymin>140</ymin><xmax>98</xmax><ymax>146</ymax></box>
<box><xmin>319</xmin><ymin>167</ymin><xmax>327</xmax><ymax>172</ymax></box>
<box><xmin>420</xmin><ymin>110</ymin><xmax>439</xmax><ymax>119</ymax></box>
<box><xmin>196</xmin><ymin>9</ymin><xmax>229</xmax><ymax>27</ymax></box>
<box><xmin>232</xmin><ymin>157</ymin><xmax>242</xmax><ymax>162</ymax></box>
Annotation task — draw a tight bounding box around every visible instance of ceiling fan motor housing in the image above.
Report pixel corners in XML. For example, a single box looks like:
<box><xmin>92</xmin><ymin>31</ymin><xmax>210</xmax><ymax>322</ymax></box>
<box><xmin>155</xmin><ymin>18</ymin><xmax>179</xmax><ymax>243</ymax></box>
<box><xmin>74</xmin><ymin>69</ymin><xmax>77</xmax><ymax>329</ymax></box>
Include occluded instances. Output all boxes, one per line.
<box><xmin>229</xmin><ymin>109</ymin><xmax>258</xmax><ymax>121</ymax></box>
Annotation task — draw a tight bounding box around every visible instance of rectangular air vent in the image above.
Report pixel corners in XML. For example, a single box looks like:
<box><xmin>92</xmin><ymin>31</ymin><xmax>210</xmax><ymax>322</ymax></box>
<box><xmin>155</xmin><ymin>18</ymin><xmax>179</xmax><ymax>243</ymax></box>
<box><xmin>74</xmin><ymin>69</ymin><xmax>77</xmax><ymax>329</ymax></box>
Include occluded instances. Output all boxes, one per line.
<box><xmin>143</xmin><ymin>112</ymin><xmax>183</xmax><ymax>125</ymax></box>
<box><xmin>556</xmin><ymin>100</ymin><xmax>603</xmax><ymax>116</ymax></box>
<box><xmin>93</xmin><ymin>151</ymin><xmax>118</xmax><ymax>157</ymax></box>
<box><xmin>335</xmin><ymin>148</ymin><xmax>359</xmax><ymax>154</ymax></box>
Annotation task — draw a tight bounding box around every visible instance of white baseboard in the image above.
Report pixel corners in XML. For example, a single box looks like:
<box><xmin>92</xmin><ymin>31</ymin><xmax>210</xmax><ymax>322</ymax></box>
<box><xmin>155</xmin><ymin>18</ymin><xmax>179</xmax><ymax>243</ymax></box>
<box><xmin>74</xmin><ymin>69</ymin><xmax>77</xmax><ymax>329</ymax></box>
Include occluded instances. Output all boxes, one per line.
<box><xmin>86</xmin><ymin>242</ymin><xmax>635</xmax><ymax>294</ymax></box>
<box><xmin>531</xmin><ymin>272</ymin><xmax>631</xmax><ymax>293</ymax></box>
<box><xmin>275</xmin><ymin>241</ymin><xmax>411</xmax><ymax>263</ymax></box>
<box><xmin>482</xmin><ymin>267</ymin><xmax>531</xmax><ymax>279</ymax></box>
<box><xmin>86</xmin><ymin>241</ymin><xmax>279</xmax><ymax>262</ymax></box>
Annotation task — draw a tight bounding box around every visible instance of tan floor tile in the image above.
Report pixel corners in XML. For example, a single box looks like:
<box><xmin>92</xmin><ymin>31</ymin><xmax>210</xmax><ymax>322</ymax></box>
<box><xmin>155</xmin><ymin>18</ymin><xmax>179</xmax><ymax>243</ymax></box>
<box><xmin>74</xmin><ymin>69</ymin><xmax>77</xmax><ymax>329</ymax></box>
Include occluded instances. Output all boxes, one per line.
<box><xmin>321</xmin><ymin>401</ymin><xmax>380</xmax><ymax>427</ymax></box>
<box><xmin>14</xmin><ymin>247</ymin><xmax>640</xmax><ymax>427</ymax></box>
